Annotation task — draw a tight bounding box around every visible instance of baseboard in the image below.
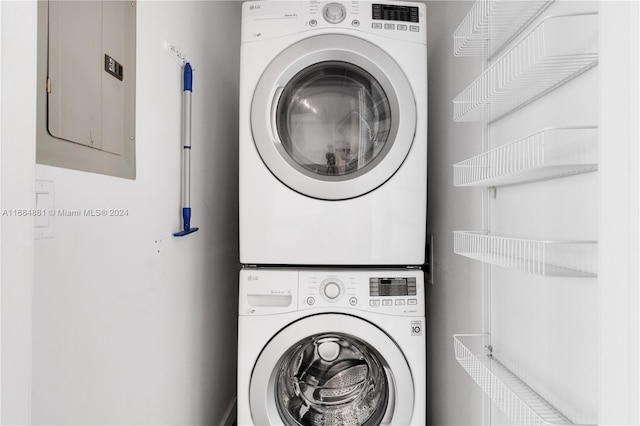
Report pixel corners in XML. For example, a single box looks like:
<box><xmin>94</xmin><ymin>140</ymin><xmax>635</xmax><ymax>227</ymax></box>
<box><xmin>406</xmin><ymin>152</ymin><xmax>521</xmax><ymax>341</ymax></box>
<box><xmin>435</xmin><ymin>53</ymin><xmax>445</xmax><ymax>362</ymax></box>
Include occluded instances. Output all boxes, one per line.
<box><xmin>220</xmin><ymin>396</ymin><xmax>237</xmax><ymax>426</ymax></box>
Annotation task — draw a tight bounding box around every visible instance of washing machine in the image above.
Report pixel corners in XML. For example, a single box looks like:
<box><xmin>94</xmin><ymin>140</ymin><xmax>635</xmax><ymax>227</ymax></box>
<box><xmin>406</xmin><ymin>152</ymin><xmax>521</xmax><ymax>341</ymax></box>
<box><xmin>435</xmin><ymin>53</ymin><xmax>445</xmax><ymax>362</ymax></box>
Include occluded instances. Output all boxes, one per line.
<box><xmin>239</xmin><ymin>1</ymin><xmax>427</xmax><ymax>266</ymax></box>
<box><xmin>237</xmin><ymin>268</ymin><xmax>426</xmax><ymax>425</ymax></box>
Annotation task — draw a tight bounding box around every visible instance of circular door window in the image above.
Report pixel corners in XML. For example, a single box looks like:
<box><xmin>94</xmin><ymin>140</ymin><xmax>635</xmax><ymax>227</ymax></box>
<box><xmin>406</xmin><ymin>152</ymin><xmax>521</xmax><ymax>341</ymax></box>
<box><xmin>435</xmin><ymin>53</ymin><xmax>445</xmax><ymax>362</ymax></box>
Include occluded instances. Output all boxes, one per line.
<box><xmin>275</xmin><ymin>334</ymin><xmax>388</xmax><ymax>425</ymax></box>
<box><xmin>276</xmin><ymin>62</ymin><xmax>392</xmax><ymax>180</ymax></box>
<box><xmin>249</xmin><ymin>314</ymin><xmax>415</xmax><ymax>425</ymax></box>
<box><xmin>251</xmin><ymin>35</ymin><xmax>416</xmax><ymax>200</ymax></box>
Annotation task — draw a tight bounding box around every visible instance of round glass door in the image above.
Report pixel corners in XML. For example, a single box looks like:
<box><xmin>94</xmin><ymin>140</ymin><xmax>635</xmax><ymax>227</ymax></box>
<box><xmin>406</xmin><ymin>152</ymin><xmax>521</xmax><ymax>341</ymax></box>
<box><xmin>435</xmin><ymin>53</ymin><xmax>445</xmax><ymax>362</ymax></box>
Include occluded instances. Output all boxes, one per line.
<box><xmin>251</xmin><ymin>34</ymin><xmax>416</xmax><ymax>200</ymax></box>
<box><xmin>275</xmin><ymin>333</ymin><xmax>388</xmax><ymax>426</ymax></box>
<box><xmin>276</xmin><ymin>62</ymin><xmax>392</xmax><ymax>180</ymax></box>
<box><xmin>249</xmin><ymin>314</ymin><xmax>415</xmax><ymax>426</ymax></box>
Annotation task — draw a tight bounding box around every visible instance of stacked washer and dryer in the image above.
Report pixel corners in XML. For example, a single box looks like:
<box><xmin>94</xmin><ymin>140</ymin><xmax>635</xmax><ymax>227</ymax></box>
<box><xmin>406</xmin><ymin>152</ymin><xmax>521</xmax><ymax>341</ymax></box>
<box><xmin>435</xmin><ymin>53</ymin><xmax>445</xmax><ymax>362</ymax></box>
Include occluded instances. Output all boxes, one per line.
<box><xmin>238</xmin><ymin>1</ymin><xmax>427</xmax><ymax>424</ymax></box>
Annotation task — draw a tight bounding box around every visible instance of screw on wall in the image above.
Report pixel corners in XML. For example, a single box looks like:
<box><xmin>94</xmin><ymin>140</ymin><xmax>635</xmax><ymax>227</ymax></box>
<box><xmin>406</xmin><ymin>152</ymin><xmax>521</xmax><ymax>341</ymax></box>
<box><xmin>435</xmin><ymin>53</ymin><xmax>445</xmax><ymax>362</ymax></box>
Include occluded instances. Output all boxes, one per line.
<box><xmin>163</xmin><ymin>39</ymin><xmax>194</xmax><ymax>69</ymax></box>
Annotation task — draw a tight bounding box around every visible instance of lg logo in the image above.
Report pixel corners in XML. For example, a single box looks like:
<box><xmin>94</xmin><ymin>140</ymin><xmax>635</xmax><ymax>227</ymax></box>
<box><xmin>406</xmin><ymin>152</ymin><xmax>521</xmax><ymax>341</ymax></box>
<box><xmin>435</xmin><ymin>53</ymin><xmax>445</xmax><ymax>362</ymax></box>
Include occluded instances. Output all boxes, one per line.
<box><xmin>249</xmin><ymin>4</ymin><xmax>261</xmax><ymax>10</ymax></box>
<box><xmin>247</xmin><ymin>275</ymin><xmax>259</xmax><ymax>281</ymax></box>
<box><xmin>411</xmin><ymin>321</ymin><xmax>423</xmax><ymax>336</ymax></box>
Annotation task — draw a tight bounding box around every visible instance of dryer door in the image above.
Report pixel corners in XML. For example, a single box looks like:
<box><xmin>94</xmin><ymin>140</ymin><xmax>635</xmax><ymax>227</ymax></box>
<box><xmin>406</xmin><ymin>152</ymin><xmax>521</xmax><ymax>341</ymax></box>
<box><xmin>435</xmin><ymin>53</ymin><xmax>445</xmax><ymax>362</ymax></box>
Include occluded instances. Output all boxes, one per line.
<box><xmin>249</xmin><ymin>314</ymin><xmax>415</xmax><ymax>425</ymax></box>
<box><xmin>251</xmin><ymin>34</ymin><xmax>417</xmax><ymax>200</ymax></box>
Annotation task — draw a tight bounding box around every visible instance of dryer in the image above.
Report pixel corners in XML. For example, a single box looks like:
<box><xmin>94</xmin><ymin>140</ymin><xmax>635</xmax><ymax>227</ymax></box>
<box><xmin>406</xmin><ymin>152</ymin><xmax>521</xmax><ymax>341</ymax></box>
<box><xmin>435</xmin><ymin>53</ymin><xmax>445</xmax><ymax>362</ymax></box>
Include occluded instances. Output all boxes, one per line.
<box><xmin>239</xmin><ymin>1</ymin><xmax>427</xmax><ymax>266</ymax></box>
<box><xmin>237</xmin><ymin>268</ymin><xmax>426</xmax><ymax>425</ymax></box>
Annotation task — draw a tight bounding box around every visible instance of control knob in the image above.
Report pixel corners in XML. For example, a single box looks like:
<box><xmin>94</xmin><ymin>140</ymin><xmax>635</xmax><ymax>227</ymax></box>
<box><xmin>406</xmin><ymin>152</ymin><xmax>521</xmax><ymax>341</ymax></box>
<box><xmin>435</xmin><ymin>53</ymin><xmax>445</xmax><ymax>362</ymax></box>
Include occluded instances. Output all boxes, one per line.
<box><xmin>323</xmin><ymin>2</ymin><xmax>346</xmax><ymax>24</ymax></box>
<box><xmin>320</xmin><ymin>278</ymin><xmax>344</xmax><ymax>302</ymax></box>
<box><xmin>323</xmin><ymin>282</ymin><xmax>341</xmax><ymax>299</ymax></box>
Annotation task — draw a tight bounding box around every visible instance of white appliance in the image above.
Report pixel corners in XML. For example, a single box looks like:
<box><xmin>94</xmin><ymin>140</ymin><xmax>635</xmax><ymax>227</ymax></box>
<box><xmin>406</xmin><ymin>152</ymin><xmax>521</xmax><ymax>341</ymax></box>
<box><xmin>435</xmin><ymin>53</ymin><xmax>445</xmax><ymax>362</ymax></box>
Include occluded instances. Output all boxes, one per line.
<box><xmin>239</xmin><ymin>1</ymin><xmax>427</xmax><ymax>266</ymax></box>
<box><xmin>237</xmin><ymin>268</ymin><xmax>426</xmax><ymax>426</ymax></box>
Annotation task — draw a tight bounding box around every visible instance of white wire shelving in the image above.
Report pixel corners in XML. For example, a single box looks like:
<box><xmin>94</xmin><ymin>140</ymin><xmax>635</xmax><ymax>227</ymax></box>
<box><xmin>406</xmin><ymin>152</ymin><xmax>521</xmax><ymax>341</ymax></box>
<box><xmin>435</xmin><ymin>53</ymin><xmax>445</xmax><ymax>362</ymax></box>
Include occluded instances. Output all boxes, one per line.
<box><xmin>453</xmin><ymin>334</ymin><xmax>595</xmax><ymax>426</ymax></box>
<box><xmin>453</xmin><ymin>13</ymin><xmax>599</xmax><ymax>123</ymax></box>
<box><xmin>452</xmin><ymin>127</ymin><xmax>598</xmax><ymax>187</ymax></box>
<box><xmin>453</xmin><ymin>0</ymin><xmax>554</xmax><ymax>58</ymax></box>
<box><xmin>453</xmin><ymin>231</ymin><xmax>597</xmax><ymax>277</ymax></box>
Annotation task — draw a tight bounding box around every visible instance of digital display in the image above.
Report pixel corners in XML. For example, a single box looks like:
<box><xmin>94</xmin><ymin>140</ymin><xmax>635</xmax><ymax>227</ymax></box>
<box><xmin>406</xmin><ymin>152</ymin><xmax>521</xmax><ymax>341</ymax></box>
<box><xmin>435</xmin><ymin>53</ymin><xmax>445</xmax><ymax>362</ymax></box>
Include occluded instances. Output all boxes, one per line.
<box><xmin>370</xmin><ymin>277</ymin><xmax>417</xmax><ymax>297</ymax></box>
<box><xmin>380</xmin><ymin>278</ymin><xmax>408</xmax><ymax>296</ymax></box>
<box><xmin>372</xmin><ymin>4</ymin><xmax>419</xmax><ymax>23</ymax></box>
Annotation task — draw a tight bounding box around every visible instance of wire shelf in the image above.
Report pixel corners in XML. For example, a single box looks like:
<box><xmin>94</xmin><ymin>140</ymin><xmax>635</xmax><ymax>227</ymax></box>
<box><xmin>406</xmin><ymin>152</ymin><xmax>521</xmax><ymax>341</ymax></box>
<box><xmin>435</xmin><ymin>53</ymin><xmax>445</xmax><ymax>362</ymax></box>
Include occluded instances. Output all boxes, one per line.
<box><xmin>453</xmin><ymin>0</ymin><xmax>554</xmax><ymax>58</ymax></box>
<box><xmin>453</xmin><ymin>334</ymin><xmax>595</xmax><ymax>426</ymax></box>
<box><xmin>453</xmin><ymin>13</ymin><xmax>598</xmax><ymax>123</ymax></box>
<box><xmin>453</xmin><ymin>127</ymin><xmax>598</xmax><ymax>187</ymax></box>
<box><xmin>453</xmin><ymin>231</ymin><xmax>597</xmax><ymax>277</ymax></box>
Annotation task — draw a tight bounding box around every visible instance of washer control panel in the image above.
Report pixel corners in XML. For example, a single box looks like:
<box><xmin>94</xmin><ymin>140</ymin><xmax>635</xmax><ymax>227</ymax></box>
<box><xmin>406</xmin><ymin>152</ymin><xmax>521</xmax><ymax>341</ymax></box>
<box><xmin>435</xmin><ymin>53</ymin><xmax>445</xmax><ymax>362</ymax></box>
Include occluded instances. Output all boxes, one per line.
<box><xmin>240</xmin><ymin>269</ymin><xmax>424</xmax><ymax>316</ymax></box>
<box><xmin>241</xmin><ymin>1</ymin><xmax>426</xmax><ymax>44</ymax></box>
<box><xmin>298</xmin><ymin>269</ymin><xmax>424</xmax><ymax>316</ymax></box>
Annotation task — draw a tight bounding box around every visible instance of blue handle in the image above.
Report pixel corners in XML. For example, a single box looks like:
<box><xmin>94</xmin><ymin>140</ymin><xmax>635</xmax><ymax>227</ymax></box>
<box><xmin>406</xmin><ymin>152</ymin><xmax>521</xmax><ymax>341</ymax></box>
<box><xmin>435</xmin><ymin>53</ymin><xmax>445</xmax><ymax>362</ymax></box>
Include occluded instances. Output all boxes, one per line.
<box><xmin>183</xmin><ymin>63</ymin><xmax>193</xmax><ymax>92</ymax></box>
<box><xmin>182</xmin><ymin>207</ymin><xmax>192</xmax><ymax>231</ymax></box>
<box><xmin>173</xmin><ymin>207</ymin><xmax>199</xmax><ymax>237</ymax></box>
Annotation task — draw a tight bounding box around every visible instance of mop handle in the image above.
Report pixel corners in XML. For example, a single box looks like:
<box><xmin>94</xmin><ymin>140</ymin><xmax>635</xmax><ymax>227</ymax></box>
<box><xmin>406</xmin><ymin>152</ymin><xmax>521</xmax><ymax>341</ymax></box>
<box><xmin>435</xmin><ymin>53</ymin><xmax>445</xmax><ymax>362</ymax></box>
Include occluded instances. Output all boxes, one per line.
<box><xmin>182</xmin><ymin>63</ymin><xmax>193</xmax><ymax>229</ymax></box>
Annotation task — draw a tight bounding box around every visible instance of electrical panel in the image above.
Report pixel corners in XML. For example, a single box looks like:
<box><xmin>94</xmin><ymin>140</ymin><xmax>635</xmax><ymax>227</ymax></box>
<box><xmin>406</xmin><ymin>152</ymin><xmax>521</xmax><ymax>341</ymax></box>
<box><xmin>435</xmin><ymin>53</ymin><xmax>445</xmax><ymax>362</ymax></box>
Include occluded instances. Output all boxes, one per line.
<box><xmin>37</xmin><ymin>1</ymin><xmax>136</xmax><ymax>179</ymax></box>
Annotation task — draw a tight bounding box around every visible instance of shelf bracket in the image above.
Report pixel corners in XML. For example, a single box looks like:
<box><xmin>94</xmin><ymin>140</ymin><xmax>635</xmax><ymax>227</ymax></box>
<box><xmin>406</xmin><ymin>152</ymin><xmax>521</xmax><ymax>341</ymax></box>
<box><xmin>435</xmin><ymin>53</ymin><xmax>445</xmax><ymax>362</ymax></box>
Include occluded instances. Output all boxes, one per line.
<box><xmin>488</xmin><ymin>186</ymin><xmax>497</xmax><ymax>199</ymax></box>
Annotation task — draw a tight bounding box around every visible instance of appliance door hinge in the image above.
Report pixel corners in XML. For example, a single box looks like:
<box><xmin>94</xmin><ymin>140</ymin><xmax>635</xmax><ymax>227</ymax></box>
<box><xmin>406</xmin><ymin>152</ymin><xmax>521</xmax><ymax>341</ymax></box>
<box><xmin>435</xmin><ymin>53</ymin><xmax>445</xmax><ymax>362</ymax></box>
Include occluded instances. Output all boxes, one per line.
<box><xmin>46</xmin><ymin>78</ymin><xmax>51</xmax><ymax>93</ymax></box>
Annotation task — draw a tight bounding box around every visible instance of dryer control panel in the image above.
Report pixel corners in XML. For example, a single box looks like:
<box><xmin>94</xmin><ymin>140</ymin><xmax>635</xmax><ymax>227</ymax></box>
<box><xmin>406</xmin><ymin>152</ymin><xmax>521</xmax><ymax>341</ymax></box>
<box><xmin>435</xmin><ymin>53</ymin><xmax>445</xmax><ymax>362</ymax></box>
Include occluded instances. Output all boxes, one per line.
<box><xmin>239</xmin><ymin>269</ymin><xmax>425</xmax><ymax>317</ymax></box>
<box><xmin>241</xmin><ymin>0</ymin><xmax>426</xmax><ymax>44</ymax></box>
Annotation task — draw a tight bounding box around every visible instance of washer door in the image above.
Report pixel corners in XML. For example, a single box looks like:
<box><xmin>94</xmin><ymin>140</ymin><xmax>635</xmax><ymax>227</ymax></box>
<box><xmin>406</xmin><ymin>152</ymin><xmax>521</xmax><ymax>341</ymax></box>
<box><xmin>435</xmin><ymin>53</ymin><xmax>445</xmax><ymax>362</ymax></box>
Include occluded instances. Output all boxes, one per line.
<box><xmin>251</xmin><ymin>35</ymin><xmax>417</xmax><ymax>200</ymax></box>
<box><xmin>249</xmin><ymin>314</ymin><xmax>415</xmax><ymax>425</ymax></box>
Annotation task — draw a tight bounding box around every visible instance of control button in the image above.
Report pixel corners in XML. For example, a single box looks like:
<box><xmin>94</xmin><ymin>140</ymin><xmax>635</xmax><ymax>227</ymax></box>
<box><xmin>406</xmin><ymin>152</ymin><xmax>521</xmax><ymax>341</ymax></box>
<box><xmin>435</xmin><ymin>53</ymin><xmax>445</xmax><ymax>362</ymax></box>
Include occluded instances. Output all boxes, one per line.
<box><xmin>382</xmin><ymin>299</ymin><xmax>392</xmax><ymax>306</ymax></box>
<box><xmin>309</xmin><ymin>19</ymin><xmax>317</xmax><ymax>27</ymax></box>
<box><xmin>307</xmin><ymin>297</ymin><xmax>315</xmax><ymax>305</ymax></box>
<box><xmin>397</xmin><ymin>24</ymin><xmax>407</xmax><ymax>31</ymax></box>
<box><xmin>324</xmin><ymin>282</ymin><xmax>341</xmax><ymax>300</ymax></box>
<box><xmin>352</xmin><ymin>19</ymin><xmax>360</xmax><ymax>27</ymax></box>
<box><xmin>369</xmin><ymin>300</ymin><xmax>380</xmax><ymax>307</ymax></box>
<box><xmin>322</xmin><ymin>2</ymin><xmax>346</xmax><ymax>24</ymax></box>
<box><xmin>372</xmin><ymin>23</ymin><xmax>382</xmax><ymax>29</ymax></box>
<box><xmin>384</xmin><ymin>23</ymin><xmax>395</xmax><ymax>30</ymax></box>
<box><xmin>395</xmin><ymin>299</ymin><xmax>405</xmax><ymax>306</ymax></box>
<box><xmin>408</xmin><ymin>299</ymin><xmax>418</xmax><ymax>305</ymax></box>
<box><xmin>349</xmin><ymin>297</ymin><xmax>358</xmax><ymax>306</ymax></box>
<box><xmin>410</xmin><ymin>25</ymin><xmax>419</xmax><ymax>32</ymax></box>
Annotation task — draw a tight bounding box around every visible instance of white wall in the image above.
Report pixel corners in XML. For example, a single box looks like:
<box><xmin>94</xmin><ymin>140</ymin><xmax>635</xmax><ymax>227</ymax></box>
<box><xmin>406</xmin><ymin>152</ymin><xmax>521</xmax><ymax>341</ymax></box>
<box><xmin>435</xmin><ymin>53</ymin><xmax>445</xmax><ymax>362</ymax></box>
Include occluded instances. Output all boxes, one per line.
<box><xmin>425</xmin><ymin>2</ymin><xmax>485</xmax><ymax>425</ymax></box>
<box><xmin>31</xmin><ymin>2</ymin><xmax>241</xmax><ymax>424</ymax></box>
<box><xmin>1</xmin><ymin>1</ymin><xmax>37</xmax><ymax>424</ymax></box>
<box><xmin>428</xmin><ymin>2</ymin><xmax>640</xmax><ymax>425</ymax></box>
<box><xmin>487</xmin><ymin>2</ymin><xmax>599</xmax><ymax>422</ymax></box>
<box><xmin>599</xmin><ymin>2</ymin><xmax>640</xmax><ymax>424</ymax></box>
<box><xmin>426</xmin><ymin>1</ymin><xmax>600</xmax><ymax>424</ymax></box>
